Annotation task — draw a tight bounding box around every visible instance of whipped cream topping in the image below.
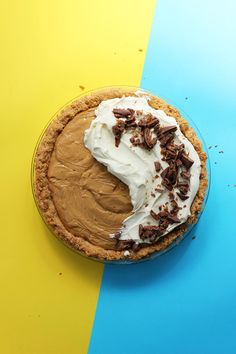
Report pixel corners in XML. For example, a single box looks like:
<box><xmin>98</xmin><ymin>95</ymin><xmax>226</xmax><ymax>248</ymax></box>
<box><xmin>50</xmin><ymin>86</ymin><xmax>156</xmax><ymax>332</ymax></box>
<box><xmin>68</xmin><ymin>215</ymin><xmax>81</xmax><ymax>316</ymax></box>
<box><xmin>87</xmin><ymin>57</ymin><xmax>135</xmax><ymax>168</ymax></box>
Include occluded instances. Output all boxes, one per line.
<box><xmin>84</xmin><ymin>95</ymin><xmax>201</xmax><ymax>244</ymax></box>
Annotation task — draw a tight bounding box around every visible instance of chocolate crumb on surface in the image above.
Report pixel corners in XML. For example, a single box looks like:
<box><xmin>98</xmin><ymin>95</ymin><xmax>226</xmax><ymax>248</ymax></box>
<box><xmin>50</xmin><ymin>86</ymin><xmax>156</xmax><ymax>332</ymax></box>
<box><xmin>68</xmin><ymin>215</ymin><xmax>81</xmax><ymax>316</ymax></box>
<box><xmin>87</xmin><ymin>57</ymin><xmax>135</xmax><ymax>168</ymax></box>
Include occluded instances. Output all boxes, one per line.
<box><xmin>59</xmin><ymin>272</ymin><xmax>62</xmax><ymax>275</ymax></box>
<box><xmin>208</xmin><ymin>146</ymin><xmax>212</xmax><ymax>149</ymax></box>
<box><xmin>219</xmin><ymin>150</ymin><xmax>224</xmax><ymax>154</ymax></box>
<box><xmin>79</xmin><ymin>85</ymin><xmax>85</xmax><ymax>91</ymax></box>
<box><xmin>192</xmin><ymin>235</ymin><xmax>196</xmax><ymax>240</ymax></box>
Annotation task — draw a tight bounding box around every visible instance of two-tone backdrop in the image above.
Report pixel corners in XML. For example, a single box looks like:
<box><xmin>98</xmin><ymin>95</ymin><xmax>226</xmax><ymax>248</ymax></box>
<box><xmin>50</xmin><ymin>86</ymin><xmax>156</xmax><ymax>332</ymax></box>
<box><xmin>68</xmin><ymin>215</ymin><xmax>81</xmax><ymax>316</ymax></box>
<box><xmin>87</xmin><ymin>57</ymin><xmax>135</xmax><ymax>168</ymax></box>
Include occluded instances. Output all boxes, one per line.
<box><xmin>1</xmin><ymin>1</ymin><xmax>236</xmax><ymax>353</ymax></box>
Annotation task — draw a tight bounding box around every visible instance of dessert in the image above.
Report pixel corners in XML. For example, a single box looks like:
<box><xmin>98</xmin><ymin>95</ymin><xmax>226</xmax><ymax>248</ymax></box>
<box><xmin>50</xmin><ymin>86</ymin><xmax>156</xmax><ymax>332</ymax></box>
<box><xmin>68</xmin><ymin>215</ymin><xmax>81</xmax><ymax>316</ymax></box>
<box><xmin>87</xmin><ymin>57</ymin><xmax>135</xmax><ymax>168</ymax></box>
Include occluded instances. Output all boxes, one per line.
<box><xmin>33</xmin><ymin>88</ymin><xmax>208</xmax><ymax>261</ymax></box>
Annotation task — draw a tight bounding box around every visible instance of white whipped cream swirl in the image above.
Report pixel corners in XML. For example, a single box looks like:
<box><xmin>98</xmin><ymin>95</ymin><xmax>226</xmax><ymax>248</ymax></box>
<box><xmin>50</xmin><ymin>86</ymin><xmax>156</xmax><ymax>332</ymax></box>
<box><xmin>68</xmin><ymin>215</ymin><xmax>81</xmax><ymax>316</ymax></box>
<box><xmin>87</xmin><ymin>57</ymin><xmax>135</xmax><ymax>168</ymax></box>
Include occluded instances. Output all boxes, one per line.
<box><xmin>84</xmin><ymin>95</ymin><xmax>201</xmax><ymax>243</ymax></box>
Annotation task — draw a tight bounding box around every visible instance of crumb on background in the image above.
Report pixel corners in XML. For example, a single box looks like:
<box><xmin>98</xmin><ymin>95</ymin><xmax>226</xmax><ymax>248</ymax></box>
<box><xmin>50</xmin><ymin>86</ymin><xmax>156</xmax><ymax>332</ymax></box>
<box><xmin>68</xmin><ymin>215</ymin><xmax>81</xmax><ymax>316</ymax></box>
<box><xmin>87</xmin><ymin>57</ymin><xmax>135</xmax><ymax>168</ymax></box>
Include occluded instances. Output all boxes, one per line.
<box><xmin>79</xmin><ymin>85</ymin><xmax>85</xmax><ymax>91</ymax></box>
<box><xmin>138</xmin><ymin>49</ymin><xmax>143</xmax><ymax>52</ymax></box>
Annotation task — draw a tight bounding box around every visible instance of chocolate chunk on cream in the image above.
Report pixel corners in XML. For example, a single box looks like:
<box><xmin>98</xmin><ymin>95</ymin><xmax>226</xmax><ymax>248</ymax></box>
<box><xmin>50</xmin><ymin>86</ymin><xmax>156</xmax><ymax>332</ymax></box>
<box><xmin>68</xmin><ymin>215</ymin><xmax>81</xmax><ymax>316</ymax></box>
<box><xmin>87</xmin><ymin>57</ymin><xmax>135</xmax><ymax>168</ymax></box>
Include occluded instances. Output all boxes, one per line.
<box><xmin>84</xmin><ymin>95</ymin><xmax>201</xmax><ymax>244</ymax></box>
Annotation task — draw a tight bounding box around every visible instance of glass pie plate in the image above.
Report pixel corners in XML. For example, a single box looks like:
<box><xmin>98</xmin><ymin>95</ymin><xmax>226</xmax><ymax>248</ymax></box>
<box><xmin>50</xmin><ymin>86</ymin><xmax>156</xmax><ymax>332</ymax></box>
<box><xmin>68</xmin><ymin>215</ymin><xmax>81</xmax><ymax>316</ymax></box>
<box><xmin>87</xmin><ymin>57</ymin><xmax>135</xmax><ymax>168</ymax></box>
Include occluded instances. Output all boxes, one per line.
<box><xmin>31</xmin><ymin>86</ymin><xmax>210</xmax><ymax>264</ymax></box>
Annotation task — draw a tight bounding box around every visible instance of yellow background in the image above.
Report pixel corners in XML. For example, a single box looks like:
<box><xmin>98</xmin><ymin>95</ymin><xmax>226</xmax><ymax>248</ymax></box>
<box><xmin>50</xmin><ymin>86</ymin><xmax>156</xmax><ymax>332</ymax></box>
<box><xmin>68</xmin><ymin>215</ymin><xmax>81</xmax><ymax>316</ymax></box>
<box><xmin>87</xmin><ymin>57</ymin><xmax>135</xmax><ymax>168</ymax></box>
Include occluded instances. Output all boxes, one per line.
<box><xmin>0</xmin><ymin>1</ymin><xmax>155</xmax><ymax>353</ymax></box>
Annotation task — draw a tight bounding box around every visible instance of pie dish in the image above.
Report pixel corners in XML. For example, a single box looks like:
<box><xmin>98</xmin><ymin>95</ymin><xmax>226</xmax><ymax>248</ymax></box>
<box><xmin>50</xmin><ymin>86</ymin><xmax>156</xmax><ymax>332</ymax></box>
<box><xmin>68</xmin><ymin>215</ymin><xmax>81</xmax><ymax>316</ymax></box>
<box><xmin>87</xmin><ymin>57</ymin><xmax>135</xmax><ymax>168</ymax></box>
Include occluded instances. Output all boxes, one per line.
<box><xmin>32</xmin><ymin>87</ymin><xmax>208</xmax><ymax>262</ymax></box>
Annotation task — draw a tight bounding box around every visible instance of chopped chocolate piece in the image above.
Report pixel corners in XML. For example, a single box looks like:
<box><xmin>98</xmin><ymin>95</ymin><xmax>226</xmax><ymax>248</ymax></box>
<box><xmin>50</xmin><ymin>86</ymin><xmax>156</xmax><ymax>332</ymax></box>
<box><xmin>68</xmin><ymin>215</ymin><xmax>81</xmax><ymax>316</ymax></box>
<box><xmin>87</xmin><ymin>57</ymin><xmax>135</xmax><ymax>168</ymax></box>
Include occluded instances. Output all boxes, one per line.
<box><xmin>167</xmin><ymin>164</ymin><xmax>177</xmax><ymax>185</ymax></box>
<box><xmin>139</xmin><ymin>225</ymin><xmax>163</xmax><ymax>240</ymax></box>
<box><xmin>138</xmin><ymin>114</ymin><xmax>159</xmax><ymax>128</ymax></box>
<box><xmin>126</xmin><ymin>121</ymin><xmax>137</xmax><ymax>128</ymax></box>
<box><xmin>181</xmin><ymin>153</ymin><xmax>194</xmax><ymax>169</ymax></box>
<box><xmin>176</xmin><ymin>159</ymin><xmax>183</xmax><ymax>167</ymax></box>
<box><xmin>165</xmin><ymin>150</ymin><xmax>177</xmax><ymax>160</ymax></box>
<box><xmin>162</xmin><ymin>178</ymin><xmax>173</xmax><ymax>191</ymax></box>
<box><xmin>160</xmin><ymin>167</ymin><xmax>169</xmax><ymax>179</ymax></box>
<box><xmin>167</xmin><ymin>214</ymin><xmax>180</xmax><ymax>223</ymax></box>
<box><xmin>113</xmin><ymin>108</ymin><xmax>134</xmax><ymax>118</ymax></box>
<box><xmin>168</xmin><ymin>192</ymin><xmax>174</xmax><ymax>200</ymax></box>
<box><xmin>150</xmin><ymin>210</ymin><xmax>159</xmax><ymax>220</ymax></box>
<box><xmin>125</xmin><ymin>115</ymin><xmax>136</xmax><ymax>127</ymax></box>
<box><xmin>171</xmin><ymin>199</ymin><xmax>181</xmax><ymax>213</ymax></box>
<box><xmin>158</xmin><ymin>219</ymin><xmax>169</xmax><ymax>231</ymax></box>
<box><xmin>155</xmin><ymin>187</ymin><xmax>163</xmax><ymax>193</ymax></box>
<box><xmin>143</xmin><ymin>128</ymin><xmax>157</xmax><ymax>149</ymax></box>
<box><xmin>130</xmin><ymin>136</ymin><xmax>141</xmax><ymax>146</ymax></box>
<box><xmin>159</xmin><ymin>132</ymin><xmax>175</xmax><ymax>147</ymax></box>
<box><xmin>154</xmin><ymin>161</ymin><xmax>162</xmax><ymax>172</ymax></box>
<box><xmin>177</xmin><ymin>192</ymin><xmax>189</xmax><ymax>201</ymax></box>
<box><xmin>177</xmin><ymin>181</ymin><xmax>189</xmax><ymax>188</ymax></box>
<box><xmin>158</xmin><ymin>210</ymin><xmax>169</xmax><ymax>218</ymax></box>
<box><xmin>178</xmin><ymin>185</ymin><xmax>189</xmax><ymax>195</ymax></box>
<box><xmin>151</xmin><ymin>192</ymin><xmax>156</xmax><ymax>198</ymax></box>
<box><xmin>166</xmin><ymin>143</ymin><xmax>177</xmax><ymax>152</ymax></box>
<box><xmin>112</xmin><ymin>119</ymin><xmax>125</xmax><ymax>147</ymax></box>
<box><xmin>116</xmin><ymin>240</ymin><xmax>133</xmax><ymax>250</ymax></box>
<box><xmin>132</xmin><ymin>243</ymin><xmax>140</xmax><ymax>251</ymax></box>
<box><xmin>158</xmin><ymin>125</ymin><xmax>177</xmax><ymax>135</ymax></box>
<box><xmin>139</xmin><ymin>224</ymin><xmax>144</xmax><ymax>237</ymax></box>
<box><xmin>181</xmin><ymin>170</ymin><xmax>191</xmax><ymax>179</ymax></box>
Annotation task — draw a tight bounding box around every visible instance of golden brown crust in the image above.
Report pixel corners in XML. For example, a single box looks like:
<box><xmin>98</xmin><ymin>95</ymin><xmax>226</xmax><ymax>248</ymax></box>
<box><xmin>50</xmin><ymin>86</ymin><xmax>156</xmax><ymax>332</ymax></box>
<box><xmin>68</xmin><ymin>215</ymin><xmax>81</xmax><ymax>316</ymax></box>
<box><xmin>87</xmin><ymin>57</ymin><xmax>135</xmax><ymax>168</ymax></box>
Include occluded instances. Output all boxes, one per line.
<box><xmin>33</xmin><ymin>88</ymin><xmax>208</xmax><ymax>261</ymax></box>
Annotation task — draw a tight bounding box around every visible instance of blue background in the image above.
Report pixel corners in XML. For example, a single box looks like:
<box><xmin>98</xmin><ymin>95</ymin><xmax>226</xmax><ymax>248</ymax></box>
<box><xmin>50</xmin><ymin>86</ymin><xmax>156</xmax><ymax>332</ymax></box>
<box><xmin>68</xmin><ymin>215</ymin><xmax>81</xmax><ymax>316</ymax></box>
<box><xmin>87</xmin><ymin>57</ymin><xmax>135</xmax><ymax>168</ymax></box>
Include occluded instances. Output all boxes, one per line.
<box><xmin>89</xmin><ymin>1</ymin><xmax>236</xmax><ymax>353</ymax></box>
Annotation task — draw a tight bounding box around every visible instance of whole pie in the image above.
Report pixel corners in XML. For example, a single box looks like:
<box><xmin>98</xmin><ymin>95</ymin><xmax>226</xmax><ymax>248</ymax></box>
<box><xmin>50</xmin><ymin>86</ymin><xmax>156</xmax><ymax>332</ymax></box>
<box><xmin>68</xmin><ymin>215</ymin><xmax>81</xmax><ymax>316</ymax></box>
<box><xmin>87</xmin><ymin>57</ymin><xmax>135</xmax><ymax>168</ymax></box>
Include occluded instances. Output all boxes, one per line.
<box><xmin>33</xmin><ymin>88</ymin><xmax>208</xmax><ymax>261</ymax></box>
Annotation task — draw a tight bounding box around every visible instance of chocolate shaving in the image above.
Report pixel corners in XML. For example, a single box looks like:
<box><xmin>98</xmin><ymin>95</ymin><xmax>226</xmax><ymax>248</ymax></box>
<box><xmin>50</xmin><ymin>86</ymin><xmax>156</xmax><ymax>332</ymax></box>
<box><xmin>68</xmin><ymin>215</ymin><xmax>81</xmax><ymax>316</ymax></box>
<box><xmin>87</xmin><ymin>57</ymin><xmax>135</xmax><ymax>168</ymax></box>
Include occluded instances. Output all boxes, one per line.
<box><xmin>132</xmin><ymin>243</ymin><xmax>140</xmax><ymax>251</ymax></box>
<box><xmin>160</xmin><ymin>167</ymin><xmax>169</xmax><ymax>179</ymax></box>
<box><xmin>138</xmin><ymin>114</ymin><xmax>159</xmax><ymax>128</ymax></box>
<box><xmin>181</xmin><ymin>170</ymin><xmax>191</xmax><ymax>179</ymax></box>
<box><xmin>158</xmin><ymin>210</ymin><xmax>169</xmax><ymax>218</ymax></box>
<box><xmin>139</xmin><ymin>225</ymin><xmax>163</xmax><ymax>240</ymax></box>
<box><xmin>130</xmin><ymin>136</ymin><xmax>141</xmax><ymax>146</ymax></box>
<box><xmin>162</xmin><ymin>177</ymin><xmax>173</xmax><ymax>191</ymax></box>
<box><xmin>171</xmin><ymin>199</ymin><xmax>181</xmax><ymax>213</ymax></box>
<box><xmin>158</xmin><ymin>125</ymin><xmax>177</xmax><ymax>135</ymax></box>
<box><xmin>112</xmin><ymin>119</ymin><xmax>125</xmax><ymax>147</ymax></box>
<box><xmin>154</xmin><ymin>161</ymin><xmax>162</xmax><ymax>172</ymax></box>
<box><xmin>181</xmin><ymin>153</ymin><xmax>194</xmax><ymax>169</ymax></box>
<box><xmin>178</xmin><ymin>185</ymin><xmax>189</xmax><ymax>195</ymax></box>
<box><xmin>150</xmin><ymin>210</ymin><xmax>159</xmax><ymax>220</ymax></box>
<box><xmin>168</xmin><ymin>192</ymin><xmax>174</xmax><ymax>200</ymax></box>
<box><xmin>143</xmin><ymin>128</ymin><xmax>157</xmax><ymax>149</ymax></box>
<box><xmin>176</xmin><ymin>159</ymin><xmax>183</xmax><ymax>167</ymax></box>
<box><xmin>177</xmin><ymin>192</ymin><xmax>189</xmax><ymax>201</ymax></box>
<box><xmin>116</xmin><ymin>240</ymin><xmax>133</xmax><ymax>250</ymax></box>
<box><xmin>113</xmin><ymin>108</ymin><xmax>134</xmax><ymax>118</ymax></box>
<box><xmin>167</xmin><ymin>214</ymin><xmax>180</xmax><ymax>223</ymax></box>
<box><xmin>159</xmin><ymin>133</ymin><xmax>175</xmax><ymax>147</ymax></box>
<box><xmin>155</xmin><ymin>187</ymin><xmax>163</xmax><ymax>193</ymax></box>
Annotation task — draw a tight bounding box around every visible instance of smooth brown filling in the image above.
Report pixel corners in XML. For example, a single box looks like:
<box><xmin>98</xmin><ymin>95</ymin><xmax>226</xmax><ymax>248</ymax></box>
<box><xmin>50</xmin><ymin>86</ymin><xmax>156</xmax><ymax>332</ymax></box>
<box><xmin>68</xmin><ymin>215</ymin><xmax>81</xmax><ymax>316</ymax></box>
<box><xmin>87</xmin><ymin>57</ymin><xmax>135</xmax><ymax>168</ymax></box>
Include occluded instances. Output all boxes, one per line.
<box><xmin>48</xmin><ymin>108</ymin><xmax>132</xmax><ymax>250</ymax></box>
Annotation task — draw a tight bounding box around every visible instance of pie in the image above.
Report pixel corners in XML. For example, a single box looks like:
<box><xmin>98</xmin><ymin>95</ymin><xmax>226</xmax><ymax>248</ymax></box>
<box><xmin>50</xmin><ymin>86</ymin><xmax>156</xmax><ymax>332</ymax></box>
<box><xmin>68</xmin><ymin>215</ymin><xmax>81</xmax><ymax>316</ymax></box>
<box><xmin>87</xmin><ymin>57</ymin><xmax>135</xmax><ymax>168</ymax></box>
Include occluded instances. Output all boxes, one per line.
<box><xmin>33</xmin><ymin>88</ymin><xmax>208</xmax><ymax>261</ymax></box>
